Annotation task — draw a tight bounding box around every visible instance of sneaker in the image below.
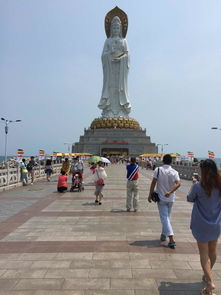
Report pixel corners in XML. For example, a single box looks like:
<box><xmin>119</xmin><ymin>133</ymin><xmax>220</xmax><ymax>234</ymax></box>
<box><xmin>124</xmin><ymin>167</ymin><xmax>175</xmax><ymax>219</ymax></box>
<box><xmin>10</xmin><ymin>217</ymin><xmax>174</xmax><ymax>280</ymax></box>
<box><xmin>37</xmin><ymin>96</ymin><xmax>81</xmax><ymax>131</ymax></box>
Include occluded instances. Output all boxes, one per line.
<box><xmin>99</xmin><ymin>202</ymin><xmax>102</xmax><ymax>205</ymax></box>
<box><xmin>95</xmin><ymin>200</ymin><xmax>98</xmax><ymax>203</ymax></box>
<box><xmin>126</xmin><ymin>208</ymin><xmax>130</xmax><ymax>212</ymax></box>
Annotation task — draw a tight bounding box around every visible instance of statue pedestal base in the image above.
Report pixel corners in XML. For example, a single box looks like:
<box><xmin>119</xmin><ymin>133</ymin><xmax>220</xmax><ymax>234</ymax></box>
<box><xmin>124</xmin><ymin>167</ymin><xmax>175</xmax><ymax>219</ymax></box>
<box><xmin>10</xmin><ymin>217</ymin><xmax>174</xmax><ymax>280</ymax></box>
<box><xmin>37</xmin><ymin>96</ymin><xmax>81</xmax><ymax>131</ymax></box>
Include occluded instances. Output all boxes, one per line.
<box><xmin>73</xmin><ymin>128</ymin><xmax>157</xmax><ymax>156</ymax></box>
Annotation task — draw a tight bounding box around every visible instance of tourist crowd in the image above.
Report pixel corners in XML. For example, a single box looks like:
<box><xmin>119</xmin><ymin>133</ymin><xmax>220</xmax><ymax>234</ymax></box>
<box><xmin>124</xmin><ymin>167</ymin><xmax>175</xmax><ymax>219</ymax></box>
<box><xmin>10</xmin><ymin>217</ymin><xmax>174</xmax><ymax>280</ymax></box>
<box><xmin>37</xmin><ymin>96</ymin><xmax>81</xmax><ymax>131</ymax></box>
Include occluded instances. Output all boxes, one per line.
<box><xmin>19</xmin><ymin>154</ymin><xmax>221</xmax><ymax>295</ymax></box>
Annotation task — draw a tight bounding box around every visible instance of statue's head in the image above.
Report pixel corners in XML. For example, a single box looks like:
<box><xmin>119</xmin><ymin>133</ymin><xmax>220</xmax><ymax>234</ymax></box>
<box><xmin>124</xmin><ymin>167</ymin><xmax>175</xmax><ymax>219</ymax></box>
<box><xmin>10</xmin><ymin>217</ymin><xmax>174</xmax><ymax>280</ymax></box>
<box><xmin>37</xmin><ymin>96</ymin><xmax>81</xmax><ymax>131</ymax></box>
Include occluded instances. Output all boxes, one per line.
<box><xmin>110</xmin><ymin>16</ymin><xmax>122</xmax><ymax>37</ymax></box>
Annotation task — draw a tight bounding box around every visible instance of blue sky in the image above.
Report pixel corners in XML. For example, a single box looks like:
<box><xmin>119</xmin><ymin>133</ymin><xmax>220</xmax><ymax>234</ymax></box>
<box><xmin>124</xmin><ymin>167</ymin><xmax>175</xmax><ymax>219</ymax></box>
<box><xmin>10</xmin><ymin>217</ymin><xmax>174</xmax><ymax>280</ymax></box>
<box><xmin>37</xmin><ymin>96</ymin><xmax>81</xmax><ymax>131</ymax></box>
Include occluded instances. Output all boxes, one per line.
<box><xmin>1</xmin><ymin>0</ymin><xmax>221</xmax><ymax>157</ymax></box>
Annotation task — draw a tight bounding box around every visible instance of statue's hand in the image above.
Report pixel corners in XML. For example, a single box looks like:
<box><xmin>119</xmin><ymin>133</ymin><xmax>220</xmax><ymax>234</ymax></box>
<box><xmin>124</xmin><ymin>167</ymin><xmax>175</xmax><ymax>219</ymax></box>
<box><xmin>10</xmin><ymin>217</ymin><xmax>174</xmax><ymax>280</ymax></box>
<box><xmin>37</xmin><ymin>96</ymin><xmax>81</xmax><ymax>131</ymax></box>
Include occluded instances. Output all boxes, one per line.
<box><xmin>112</xmin><ymin>58</ymin><xmax>120</xmax><ymax>62</ymax></box>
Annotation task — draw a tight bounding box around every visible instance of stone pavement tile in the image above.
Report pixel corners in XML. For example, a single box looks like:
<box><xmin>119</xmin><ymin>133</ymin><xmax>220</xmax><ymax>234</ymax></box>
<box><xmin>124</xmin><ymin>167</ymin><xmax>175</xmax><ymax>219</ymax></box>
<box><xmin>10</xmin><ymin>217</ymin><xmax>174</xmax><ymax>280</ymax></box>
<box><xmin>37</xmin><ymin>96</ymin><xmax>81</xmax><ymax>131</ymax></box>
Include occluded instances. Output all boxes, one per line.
<box><xmin>188</xmin><ymin>261</ymin><xmax>221</xmax><ymax>270</ymax></box>
<box><xmin>135</xmin><ymin>291</ymin><xmax>161</xmax><ymax>295</ymax></box>
<box><xmin>150</xmin><ymin>260</ymin><xmax>191</xmax><ymax>270</ymax></box>
<box><xmin>162</xmin><ymin>253</ymin><xmax>200</xmax><ymax>262</ymax></box>
<box><xmin>31</xmin><ymin>260</ymin><xmax>71</xmax><ymax>269</ymax></box>
<box><xmin>2</xmin><ymin>269</ymin><xmax>47</xmax><ymax>279</ymax></box>
<box><xmin>0</xmin><ymin>278</ymin><xmax>19</xmax><ymax>290</ymax></box>
<box><xmin>109</xmin><ymin>259</ymin><xmax>131</xmax><ymax>268</ymax></box>
<box><xmin>55</xmin><ymin>252</ymin><xmax>93</xmax><ymax>260</ymax></box>
<box><xmin>34</xmin><ymin>291</ymin><xmax>84</xmax><ymax>295</ymax></box>
<box><xmin>0</xmin><ymin>260</ymin><xmax>33</xmax><ymax>269</ymax></box>
<box><xmin>19</xmin><ymin>253</ymin><xmax>57</xmax><ymax>260</ymax></box>
<box><xmin>88</xmin><ymin>268</ymin><xmax>132</xmax><ymax>278</ymax></box>
<box><xmin>215</xmin><ymin>270</ymin><xmax>221</xmax><ymax>279</ymax></box>
<box><xmin>70</xmin><ymin>260</ymin><xmax>94</xmax><ymax>268</ymax></box>
<box><xmin>92</xmin><ymin>252</ymin><xmax>129</xmax><ymax>260</ymax></box>
<box><xmin>45</xmin><ymin>268</ymin><xmax>89</xmax><ymax>278</ymax></box>
<box><xmin>129</xmin><ymin>253</ymin><xmax>168</xmax><ymax>260</ymax></box>
<box><xmin>174</xmin><ymin>269</ymin><xmax>220</xmax><ymax>280</ymax></box>
<box><xmin>130</xmin><ymin>259</ymin><xmax>151</xmax><ymax>268</ymax></box>
<box><xmin>0</xmin><ymin>292</ymin><xmax>34</xmax><ymax>295</ymax></box>
<box><xmin>210</xmin><ymin>262</ymin><xmax>221</xmax><ymax>270</ymax></box>
<box><xmin>85</xmin><ymin>291</ymin><xmax>134</xmax><ymax>295</ymax></box>
<box><xmin>0</xmin><ymin>253</ymin><xmax>23</xmax><ymax>260</ymax></box>
<box><xmin>63</xmin><ymin>278</ymin><xmax>110</xmax><ymax>289</ymax></box>
<box><xmin>35</xmin><ymin>235</ymin><xmax>97</xmax><ymax>241</ymax></box>
<box><xmin>213</xmin><ymin>279</ymin><xmax>221</xmax><ymax>291</ymax></box>
<box><xmin>0</xmin><ymin>269</ymin><xmax>6</xmax><ymax>277</ymax></box>
<box><xmin>70</xmin><ymin>259</ymin><xmax>131</xmax><ymax>269</ymax></box>
<box><xmin>91</xmin><ymin>260</ymin><xmax>111</xmax><ymax>268</ymax></box>
<box><xmin>13</xmin><ymin>278</ymin><xmax>64</xmax><ymax>290</ymax></box>
<box><xmin>132</xmin><ymin>269</ymin><xmax>176</xmax><ymax>279</ymax></box>
<box><xmin>96</xmin><ymin>234</ymin><xmax>127</xmax><ymax>241</ymax></box>
<box><xmin>111</xmin><ymin>278</ymin><xmax>156</xmax><ymax>289</ymax></box>
<box><xmin>136</xmin><ymin>291</ymin><xmax>185</xmax><ymax>295</ymax></box>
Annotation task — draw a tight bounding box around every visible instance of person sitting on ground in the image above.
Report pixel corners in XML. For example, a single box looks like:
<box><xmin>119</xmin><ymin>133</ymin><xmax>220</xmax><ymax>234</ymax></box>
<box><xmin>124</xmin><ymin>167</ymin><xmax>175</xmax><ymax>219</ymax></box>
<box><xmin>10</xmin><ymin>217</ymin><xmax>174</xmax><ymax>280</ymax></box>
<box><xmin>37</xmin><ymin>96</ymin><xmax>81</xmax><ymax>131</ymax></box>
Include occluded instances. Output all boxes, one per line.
<box><xmin>187</xmin><ymin>159</ymin><xmax>221</xmax><ymax>295</ymax></box>
<box><xmin>57</xmin><ymin>170</ymin><xmax>68</xmax><ymax>193</ymax></box>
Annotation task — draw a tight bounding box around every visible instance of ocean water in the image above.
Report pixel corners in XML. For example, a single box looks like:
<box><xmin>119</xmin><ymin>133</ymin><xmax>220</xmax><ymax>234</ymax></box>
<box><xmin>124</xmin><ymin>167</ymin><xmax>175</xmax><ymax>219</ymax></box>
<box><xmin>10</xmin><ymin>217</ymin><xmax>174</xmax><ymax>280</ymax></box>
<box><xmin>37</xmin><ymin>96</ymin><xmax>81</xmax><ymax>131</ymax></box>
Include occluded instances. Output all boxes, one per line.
<box><xmin>196</xmin><ymin>158</ymin><xmax>221</xmax><ymax>168</ymax></box>
<box><xmin>0</xmin><ymin>156</ymin><xmax>16</xmax><ymax>163</ymax></box>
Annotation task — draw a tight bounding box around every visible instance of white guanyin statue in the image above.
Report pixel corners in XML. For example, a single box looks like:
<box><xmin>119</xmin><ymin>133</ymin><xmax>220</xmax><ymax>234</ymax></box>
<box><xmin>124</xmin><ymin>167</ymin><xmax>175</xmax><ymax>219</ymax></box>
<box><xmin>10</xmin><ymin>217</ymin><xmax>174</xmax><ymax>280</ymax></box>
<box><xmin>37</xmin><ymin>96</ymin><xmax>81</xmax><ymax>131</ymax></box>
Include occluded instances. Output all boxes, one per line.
<box><xmin>98</xmin><ymin>14</ymin><xmax>131</xmax><ymax>118</ymax></box>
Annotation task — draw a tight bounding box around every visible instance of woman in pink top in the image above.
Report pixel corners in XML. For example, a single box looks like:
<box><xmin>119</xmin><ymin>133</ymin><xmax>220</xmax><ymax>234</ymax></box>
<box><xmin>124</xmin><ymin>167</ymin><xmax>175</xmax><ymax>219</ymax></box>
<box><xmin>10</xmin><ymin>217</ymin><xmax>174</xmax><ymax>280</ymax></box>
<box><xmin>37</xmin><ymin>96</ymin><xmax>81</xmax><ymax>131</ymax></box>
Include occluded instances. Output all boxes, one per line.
<box><xmin>57</xmin><ymin>170</ymin><xmax>68</xmax><ymax>193</ymax></box>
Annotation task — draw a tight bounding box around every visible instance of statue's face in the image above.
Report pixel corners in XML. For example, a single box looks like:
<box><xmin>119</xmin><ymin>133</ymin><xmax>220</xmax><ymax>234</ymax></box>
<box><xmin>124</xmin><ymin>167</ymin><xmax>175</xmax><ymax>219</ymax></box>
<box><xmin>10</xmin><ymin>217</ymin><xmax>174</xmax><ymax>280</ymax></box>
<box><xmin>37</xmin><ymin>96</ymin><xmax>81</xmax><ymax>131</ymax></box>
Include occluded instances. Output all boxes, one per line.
<box><xmin>111</xmin><ymin>23</ymin><xmax>121</xmax><ymax>37</ymax></box>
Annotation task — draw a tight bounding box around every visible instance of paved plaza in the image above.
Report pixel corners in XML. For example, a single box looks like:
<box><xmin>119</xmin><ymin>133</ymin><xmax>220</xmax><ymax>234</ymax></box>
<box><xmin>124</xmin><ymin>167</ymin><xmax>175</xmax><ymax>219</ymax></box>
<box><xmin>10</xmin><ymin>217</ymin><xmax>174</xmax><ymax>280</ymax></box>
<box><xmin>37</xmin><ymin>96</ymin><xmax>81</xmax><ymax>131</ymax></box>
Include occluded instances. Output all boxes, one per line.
<box><xmin>0</xmin><ymin>164</ymin><xmax>220</xmax><ymax>294</ymax></box>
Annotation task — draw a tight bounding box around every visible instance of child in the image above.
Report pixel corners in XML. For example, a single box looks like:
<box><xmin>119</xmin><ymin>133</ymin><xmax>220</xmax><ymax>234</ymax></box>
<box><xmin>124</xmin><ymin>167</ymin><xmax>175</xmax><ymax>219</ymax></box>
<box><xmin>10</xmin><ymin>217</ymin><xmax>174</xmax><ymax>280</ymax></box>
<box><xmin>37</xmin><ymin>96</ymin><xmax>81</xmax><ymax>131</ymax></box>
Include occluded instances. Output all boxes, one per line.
<box><xmin>19</xmin><ymin>158</ymin><xmax>28</xmax><ymax>186</ymax></box>
<box><xmin>45</xmin><ymin>159</ymin><xmax>53</xmax><ymax>182</ymax></box>
<box><xmin>90</xmin><ymin>162</ymin><xmax>97</xmax><ymax>174</ymax></box>
<box><xmin>57</xmin><ymin>170</ymin><xmax>68</xmax><ymax>193</ymax></box>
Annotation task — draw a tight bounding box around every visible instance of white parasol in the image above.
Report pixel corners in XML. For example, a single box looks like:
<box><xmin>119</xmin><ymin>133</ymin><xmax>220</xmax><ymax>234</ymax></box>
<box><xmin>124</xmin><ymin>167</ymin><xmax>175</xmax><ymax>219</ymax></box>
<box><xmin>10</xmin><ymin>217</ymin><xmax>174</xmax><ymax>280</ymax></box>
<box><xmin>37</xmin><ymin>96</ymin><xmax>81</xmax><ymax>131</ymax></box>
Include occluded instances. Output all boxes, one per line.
<box><xmin>101</xmin><ymin>157</ymin><xmax>111</xmax><ymax>164</ymax></box>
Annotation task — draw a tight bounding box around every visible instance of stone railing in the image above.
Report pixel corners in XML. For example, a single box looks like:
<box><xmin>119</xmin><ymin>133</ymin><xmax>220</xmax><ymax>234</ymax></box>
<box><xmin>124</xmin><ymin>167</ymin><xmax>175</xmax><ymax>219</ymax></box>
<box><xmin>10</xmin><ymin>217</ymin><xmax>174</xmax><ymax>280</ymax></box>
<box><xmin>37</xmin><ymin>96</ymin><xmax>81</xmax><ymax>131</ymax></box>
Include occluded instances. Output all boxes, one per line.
<box><xmin>171</xmin><ymin>164</ymin><xmax>199</xmax><ymax>180</ymax></box>
<box><xmin>151</xmin><ymin>162</ymin><xmax>200</xmax><ymax>180</ymax></box>
<box><xmin>0</xmin><ymin>164</ymin><xmax>62</xmax><ymax>189</ymax></box>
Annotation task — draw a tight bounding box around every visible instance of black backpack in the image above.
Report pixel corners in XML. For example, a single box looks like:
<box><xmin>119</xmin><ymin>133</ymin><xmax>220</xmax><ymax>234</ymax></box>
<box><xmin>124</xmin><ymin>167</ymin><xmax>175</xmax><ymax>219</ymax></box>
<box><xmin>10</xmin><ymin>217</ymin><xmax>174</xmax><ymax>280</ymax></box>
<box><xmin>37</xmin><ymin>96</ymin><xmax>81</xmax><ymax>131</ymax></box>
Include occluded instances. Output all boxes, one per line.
<box><xmin>27</xmin><ymin>162</ymin><xmax>34</xmax><ymax>171</ymax></box>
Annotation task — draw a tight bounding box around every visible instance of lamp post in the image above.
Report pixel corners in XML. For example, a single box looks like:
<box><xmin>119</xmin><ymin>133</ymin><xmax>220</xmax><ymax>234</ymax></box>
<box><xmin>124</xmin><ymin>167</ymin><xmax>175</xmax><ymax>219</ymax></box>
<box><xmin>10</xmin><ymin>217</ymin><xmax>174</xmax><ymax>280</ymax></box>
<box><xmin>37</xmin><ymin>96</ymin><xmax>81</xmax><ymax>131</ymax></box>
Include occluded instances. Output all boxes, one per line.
<box><xmin>211</xmin><ymin>127</ymin><xmax>221</xmax><ymax>130</ymax></box>
<box><xmin>1</xmin><ymin>118</ymin><xmax>22</xmax><ymax>165</ymax></box>
<box><xmin>64</xmin><ymin>142</ymin><xmax>72</xmax><ymax>153</ymax></box>
<box><xmin>157</xmin><ymin>143</ymin><xmax>168</xmax><ymax>154</ymax></box>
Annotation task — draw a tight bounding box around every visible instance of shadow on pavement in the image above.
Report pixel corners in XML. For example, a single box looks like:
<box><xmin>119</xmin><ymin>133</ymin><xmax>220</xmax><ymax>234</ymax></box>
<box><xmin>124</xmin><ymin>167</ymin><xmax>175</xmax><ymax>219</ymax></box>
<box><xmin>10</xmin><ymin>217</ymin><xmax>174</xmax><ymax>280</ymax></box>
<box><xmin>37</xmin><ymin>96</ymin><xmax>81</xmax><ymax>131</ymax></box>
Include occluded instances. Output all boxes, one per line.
<box><xmin>129</xmin><ymin>239</ymin><xmax>161</xmax><ymax>248</ymax></box>
<box><xmin>111</xmin><ymin>209</ymin><xmax>127</xmax><ymax>213</ymax></box>
<box><xmin>82</xmin><ymin>202</ymin><xmax>97</xmax><ymax>206</ymax></box>
<box><xmin>83</xmin><ymin>182</ymin><xmax>95</xmax><ymax>186</ymax></box>
<box><xmin>158</xmin><ymin>281</ymin><xmax>204</xmax><ymax>294</ymax></box>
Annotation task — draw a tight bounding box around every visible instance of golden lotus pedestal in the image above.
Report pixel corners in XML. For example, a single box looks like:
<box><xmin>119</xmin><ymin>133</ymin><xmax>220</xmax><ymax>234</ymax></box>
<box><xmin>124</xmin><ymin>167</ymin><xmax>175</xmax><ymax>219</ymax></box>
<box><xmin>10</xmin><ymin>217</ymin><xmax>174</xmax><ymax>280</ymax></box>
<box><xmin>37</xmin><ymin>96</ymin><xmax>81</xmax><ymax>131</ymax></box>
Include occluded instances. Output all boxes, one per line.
<box><xmin>73</xmin><ymin>117</ymin><xmax>157</xmax><ymax>157</ymax></box>
<box><xmin>90</xmin><ymin>117</ymin><xmax>141</xmax><ymax>130</ymax></box>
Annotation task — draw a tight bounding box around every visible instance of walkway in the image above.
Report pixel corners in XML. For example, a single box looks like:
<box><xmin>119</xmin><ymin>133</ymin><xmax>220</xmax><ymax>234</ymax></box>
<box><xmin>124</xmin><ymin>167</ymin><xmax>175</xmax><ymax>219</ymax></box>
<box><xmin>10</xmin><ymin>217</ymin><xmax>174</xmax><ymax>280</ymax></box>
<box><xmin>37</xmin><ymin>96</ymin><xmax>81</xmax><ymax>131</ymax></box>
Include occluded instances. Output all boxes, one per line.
<box><xmin>0</xmin><ymin>164</ymin><xmax>220</xmax><ymax>294</ymax></box>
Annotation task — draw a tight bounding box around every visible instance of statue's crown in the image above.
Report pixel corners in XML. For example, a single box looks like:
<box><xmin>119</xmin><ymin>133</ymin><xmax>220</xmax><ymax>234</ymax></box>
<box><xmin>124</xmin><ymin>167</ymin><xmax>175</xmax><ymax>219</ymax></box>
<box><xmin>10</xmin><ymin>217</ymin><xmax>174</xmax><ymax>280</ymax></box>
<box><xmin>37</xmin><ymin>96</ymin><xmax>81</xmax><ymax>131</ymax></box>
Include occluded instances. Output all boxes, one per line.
<box><xmin>111</xmin><ymin>16</ymin><xmax>121</xmax><ymax>26</ymax></box>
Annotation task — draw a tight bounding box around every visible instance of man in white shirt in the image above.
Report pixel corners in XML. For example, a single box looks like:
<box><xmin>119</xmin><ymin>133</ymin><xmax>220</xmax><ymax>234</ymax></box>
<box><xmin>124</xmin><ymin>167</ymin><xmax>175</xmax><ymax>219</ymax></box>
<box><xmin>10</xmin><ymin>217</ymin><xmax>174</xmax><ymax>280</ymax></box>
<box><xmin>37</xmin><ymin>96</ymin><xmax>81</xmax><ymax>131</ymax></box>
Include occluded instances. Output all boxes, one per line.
<box><xmin>73</xmin><ymin>156</ymin><xmax>84</xmax><ymax>174</ymax></box>
<box><xmin>148</xmin><ymin>154</ymin><xmax>181</xmax><ymax>249</ymax></box>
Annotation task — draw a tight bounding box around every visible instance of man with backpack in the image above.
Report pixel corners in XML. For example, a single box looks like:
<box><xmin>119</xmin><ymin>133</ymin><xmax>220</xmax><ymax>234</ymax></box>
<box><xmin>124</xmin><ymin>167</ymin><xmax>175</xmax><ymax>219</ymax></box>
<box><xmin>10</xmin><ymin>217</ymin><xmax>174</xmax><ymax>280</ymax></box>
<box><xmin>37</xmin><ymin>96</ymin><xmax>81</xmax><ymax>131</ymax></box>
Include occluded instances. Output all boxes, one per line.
<box><xmin>148</xmin><ymin>154</ymin><xmax>181</xmax><ymax>248</ymax></box>
<box><xmin>126</xmin><ymin>157</ymin><xmax>139</xmax><ymax>212</ymax></box>
<box><xmin>27</xmin><ymin>156</ymin><xmax>37</xmax><ymax>184</ymax></box>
